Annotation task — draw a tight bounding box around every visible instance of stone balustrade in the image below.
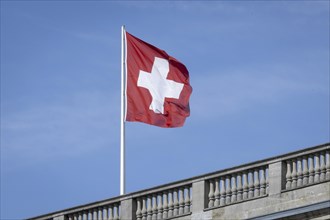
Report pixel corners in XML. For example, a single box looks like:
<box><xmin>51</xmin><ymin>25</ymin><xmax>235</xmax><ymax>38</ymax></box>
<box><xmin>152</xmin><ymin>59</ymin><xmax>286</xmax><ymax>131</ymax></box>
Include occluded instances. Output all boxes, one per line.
<box><xmin>31</xmin><ymin>199</ymin><xmax>121</xmax><ymax>220</ymax></box>
<box><xmin>66</xmin><ymin>202</ymin><xmax>120</xmax><ymax>220</ymax></box>
<box><xmin>284</xmin><ymin>149</ymin><xmax>330</xmax><ymax>190</ymax></box>
<box><xmin>28</xmin><ymin>143</ymin><xmax>330</xmax><ymax>220</ymax></box>
<box><xmin>134</xmin><ymin>184</ymin><xmax>192</xmax><ymax>220</ymax></box>
<box><xmin>207</xmin><ymin>165</ymin><xmax>269</xmax><ymax>208</ymax></box>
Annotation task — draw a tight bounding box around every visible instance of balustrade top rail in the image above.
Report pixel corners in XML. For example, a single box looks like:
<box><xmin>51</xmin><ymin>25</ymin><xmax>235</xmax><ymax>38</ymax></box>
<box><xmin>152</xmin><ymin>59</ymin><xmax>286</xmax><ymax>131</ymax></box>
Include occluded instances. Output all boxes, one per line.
<box><xmin>28</xmin><ymin>142</ymin><xmax>330</xmax><ymax>220</ymax></box>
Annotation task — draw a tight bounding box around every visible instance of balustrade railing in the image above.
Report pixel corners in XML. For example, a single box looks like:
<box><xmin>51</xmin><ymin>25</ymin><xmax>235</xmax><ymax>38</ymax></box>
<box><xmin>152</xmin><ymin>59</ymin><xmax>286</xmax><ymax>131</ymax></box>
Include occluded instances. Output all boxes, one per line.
<box><xmin>65</xmin><ymin>202</ymin><xmax>120</xmax><ymax>220</ymax></box>
<box><xmin>67</xmin><ymin>203</ymin><xmax>120</xmax><ymax>220</ymax></box>
<box><xmin>207</xmin><ymin>165</ymin><xmax>269</xmax><ymax>208</ymax></box>
<box><xmin>284</xmin><ymin>149</ymin><xmax>330</xmax><ymax>190</ymax></box>
<box><xmin>28</xmin><ymin>143</ymin><xmax>330</xmax><ymax>220</ymax></box>
<box><xmin>134</xmin><ymin>184</ymin><xmax>192</xmax><ymax>220</ymax></box>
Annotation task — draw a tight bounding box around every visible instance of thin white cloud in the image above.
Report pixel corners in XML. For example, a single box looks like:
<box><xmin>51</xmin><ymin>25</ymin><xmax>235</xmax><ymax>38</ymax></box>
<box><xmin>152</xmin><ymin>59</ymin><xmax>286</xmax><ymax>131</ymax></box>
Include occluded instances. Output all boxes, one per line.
<box><xmin>1</xmin><ymin>90</ymin><xmax>120</xmax><ymax>169</ymax></box>
<box><xmin>191</xmin><ymin>66</ymin><xmax>328</xmax><ymax>120</ymax></box>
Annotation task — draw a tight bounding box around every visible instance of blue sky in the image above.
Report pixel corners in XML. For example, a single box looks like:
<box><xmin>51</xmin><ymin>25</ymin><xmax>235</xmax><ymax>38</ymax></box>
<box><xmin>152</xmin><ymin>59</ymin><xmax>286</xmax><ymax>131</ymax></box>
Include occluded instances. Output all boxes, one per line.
<box><xmin>1</xmin><ymin>1</ymin><xmax>329</xmax><ymax>219</ymax></box>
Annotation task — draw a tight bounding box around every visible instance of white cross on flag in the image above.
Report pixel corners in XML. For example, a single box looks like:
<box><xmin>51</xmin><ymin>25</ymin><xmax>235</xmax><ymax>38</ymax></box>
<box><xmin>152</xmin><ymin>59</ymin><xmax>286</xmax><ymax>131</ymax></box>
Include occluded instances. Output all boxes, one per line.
<box><xmin>125</xmin><ymin>32</ymin><xmax>192</xmax><ymax>128</ymax></box>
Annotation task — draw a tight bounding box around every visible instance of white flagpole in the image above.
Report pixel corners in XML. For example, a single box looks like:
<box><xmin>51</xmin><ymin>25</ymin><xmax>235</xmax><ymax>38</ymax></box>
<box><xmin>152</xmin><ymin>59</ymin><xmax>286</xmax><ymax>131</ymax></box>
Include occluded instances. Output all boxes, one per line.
<box><xmin>120</xmin><ymin>25</ymin><xmax>126</xmax><ymax>195</ymax></box>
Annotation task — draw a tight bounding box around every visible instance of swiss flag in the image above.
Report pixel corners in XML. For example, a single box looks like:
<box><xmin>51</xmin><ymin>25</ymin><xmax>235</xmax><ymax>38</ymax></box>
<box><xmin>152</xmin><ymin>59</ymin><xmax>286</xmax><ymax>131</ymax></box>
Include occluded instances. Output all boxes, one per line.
<box><xmin>125</xmin><ymin>32</ymin><xmax>192</xmax><ymax>128</ymax></box>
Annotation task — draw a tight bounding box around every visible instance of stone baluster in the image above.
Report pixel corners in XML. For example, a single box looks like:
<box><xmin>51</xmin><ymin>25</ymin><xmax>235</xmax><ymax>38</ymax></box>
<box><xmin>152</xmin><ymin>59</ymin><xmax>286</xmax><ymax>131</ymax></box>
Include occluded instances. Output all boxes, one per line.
<box><xmin>220</xmin><ymin>176</ymin><xmax>226</xmax><ymax>206</ymax></box>
<box><xmin>104</xmin><ymin>206</ymin><xmax>108</xmax><ymax>220</ymax></box>
<box><xmin>142</xmin><ymin>197</ymin><xmax>147</xmax><ymax>220</ymax></box>
<box><xmin>259</xmin><ymin>168</ymin><xmax>266</xmax><ymax>196</ymax></box>
<box><xmin>67</xmin><ymin>215</ymin><xmax>73</xmax><ymax>220</ymax></box>
<box><xmin>93</xmin><ymin>209</ymin><xmax>98</xmax><ymax>220</ymax></box>
<box><xmin>74</xmin><ymin>213</ymin><xmax>78</xmax><ymax>220</ymax></box>
<box><xmin>82</xmin><ymin>211</ymin><xmax>87</xmax><ymax>220</ymax></box>
<box><xmin>236</xmin><ymin>173</ymin><xmax>243</xmax><ymax>201</ymax></box>
<box><xmin>82</xmin><ymin>210</ymin><xmax>86</xmax><ymax>220</ymax></box>
<box><xmin>97</xmin><ymin>208</ymin><xmax>101</xmax><ymax>220</ymax></box>
<box><xmin>136</xmin><ymin>199</ymin><xmax>142</xmax><ymax>220</ymax></box>
<box><xmin>242</xmin><ymin>171</ymin><xmax>248</xmax><ymax>200</ymax></box>
<box><xmin>173</xmin><ymin>189</ymin><xmax>179</xmax><ymax>216</ymax></box>
<box><xmin>152</xmin><ymin>195</ymin><xmax>157</xmax><ymax>220</ymax></box>
<box><xmin>266</xmin><ymin>167</ymin><xmax>269</xmax><ymax>195</ymax></box>
<box><xmin>231</xmin><ymin>174</ymin><xmax>237</xmax><ymax>203</ymax></box>
<box><xmin>76</xmin><ymin>210</ymin><xmax>83</xmax><ymax>220</ymax></box>
<box><xmin>214</xmin><ymin>179</ymin><xmax>220</xmax><ymax>206</ymax></box>
<box><xmin>98</xmin><ymin>207</ymin><xmax>104</xmax><ymax>220</ymax></box>
<box><xmin>108</xmin><ymin>205</ymin><xmax>114</xmax><ymax>220</ymax></box>
<box><xmin>113</xmin><ymin>205</ymin><xmax>119</xmax><ymax>220</ymax></box>
<box><xmin>178</xmin><ymin>188</ymin><xmax>185</xmax><ymax>215</ymax></box>
<box><xmin>88</xmin><ymin>210</ymin><xmax>93</xmax><ymax>220</ymax></box>
<box><xmin>302</xmin><ymin>156</ymin><xmax>309</xmax><ymax>186</ymax></box>
<box><xmin>147</xmin><ymin>196</ymin><xmax>152</xmax><ymax>220</ymax></box>
<box><xmin>85</xmin><ymin>210</ymin><xmax>89</xmax><ymax>220</ymax></box>
<box><xmin>208</xmin><ymin>180</ymin><xmax>215</xmax><ymax>208</ymax></box>
<box><xmin>285</xmin><ymin>160</ymin><xmax>292</xmax><ymax>189</ymax></box>
<box><xmin>291</xmin><ymin>159</ymin><xmax>297</xmax><ymax>188</ymax></box>
<box><xmin>109</xmin><ymin>205</ymin><xmax>113</xmax><ymax>220</ymax></box>
<box><xmin>254</xmin><ymin>169</ymin><xmax>260</xmax><ymax>197</ymax></box>
<box><xmin>86</xmin><ymin>209</ymin><xmax>92</xmax><ymax>220</ymax></box>
<box><xmin>308</xmin><ymin>154</ymin><xmax>315</xmax><ymax>184</ymax></box>
<box><xmin>167</xmin><ymin>190</ymin><xmax>173</xmax><ymax>218</ymax></box>
<box><xmin>190</xmin><ymin>188</ymin><xmax>193</xmax><ymax>212</ymax></box>
<box><xmin>248</xmin><ymin>170</ymin><xmax>254</xmax><ymax>199</ymax></box>
<box><xmin>326</xmin><ymin>150</ymin><xmax>330</xmax><ymax>180</ymax></box>
<box><xmin>320</xmin><ymin>151</ymin><xmax>326</xmax><ymax>181</ymax></box>
<box><xmin>225</xmin><ymin>176</ymin><xmax>231</xmax><ymax>205</ymax></box>
<box><xmin>98</xmin><ymin>207</ymin><xmax>103</xmax><ymax>220</ymax></box>
<box><xmin>314</xmin><ymin>153</ymin><xmax>320</xmax><ymax>183</ymax></box>
<box><xmin>157</xmin><ymin>193</ymin><xmax>163</xmax><ymax>220</ymax></box>
<box><xmin>80</xmin><ymin>212</ymin><xmax>84</xmax><ymax>220</ymax></box>
<box><xmin>184</xmin><ymin>186</ymin><xmax>191</xmax><ymax>213</ymax></box>
<box><xmin>163</xmin><ymin>192</ymin><xmax>168</xmax><ymax>219</ymax></box>
<box><xmin>297</xmin><ymin>157</ymin><xmax>303</xmax><ymax>187</ymax></box>
<box><xmin>118</xmin><ymin>204</ymin><xmax>121</xmax><ymax>220</ymax></box>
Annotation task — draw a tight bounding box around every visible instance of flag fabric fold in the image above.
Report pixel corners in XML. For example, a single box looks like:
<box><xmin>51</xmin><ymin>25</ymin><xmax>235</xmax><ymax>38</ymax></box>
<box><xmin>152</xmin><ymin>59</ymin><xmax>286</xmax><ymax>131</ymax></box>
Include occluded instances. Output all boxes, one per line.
<box><xmin>125</xmin><ymin>31</ymin><xmax>192</xmax><ymax>128</ymax></box>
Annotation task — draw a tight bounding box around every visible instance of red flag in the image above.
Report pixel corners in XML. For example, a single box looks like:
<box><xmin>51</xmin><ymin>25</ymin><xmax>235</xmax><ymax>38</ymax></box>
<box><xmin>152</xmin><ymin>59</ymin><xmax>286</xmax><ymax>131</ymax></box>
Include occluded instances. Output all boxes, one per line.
<box><xmin>125</xmin><ymin>32</ymin><xmax>192</xmax><ymax>128</ymax></box>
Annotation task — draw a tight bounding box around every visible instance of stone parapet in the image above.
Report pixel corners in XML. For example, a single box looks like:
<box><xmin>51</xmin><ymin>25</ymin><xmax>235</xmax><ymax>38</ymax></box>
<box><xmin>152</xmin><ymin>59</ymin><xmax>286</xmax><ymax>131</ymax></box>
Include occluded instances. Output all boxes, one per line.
<box><xmin>28</xmin><ymin>143</ymin><xmax>330</xmax><ymax>220</ymax></box>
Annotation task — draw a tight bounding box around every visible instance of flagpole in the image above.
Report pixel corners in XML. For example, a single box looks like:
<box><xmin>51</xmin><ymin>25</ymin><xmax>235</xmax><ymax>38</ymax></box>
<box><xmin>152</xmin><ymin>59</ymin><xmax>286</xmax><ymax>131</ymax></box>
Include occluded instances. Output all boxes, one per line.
<box><xmin>120</xmin><ymin>25</ymin><xmax>126</xmax><ymax>195</ymax></box>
